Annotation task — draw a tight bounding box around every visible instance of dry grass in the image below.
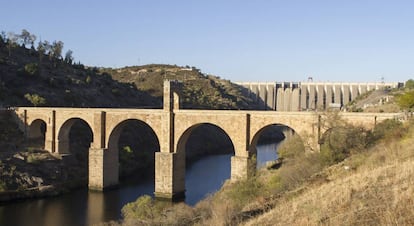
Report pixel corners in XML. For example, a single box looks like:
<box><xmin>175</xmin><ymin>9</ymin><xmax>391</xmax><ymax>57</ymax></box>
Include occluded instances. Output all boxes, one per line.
<box><xmin>244</xmin><ymin>127</ymin><xmax>414</xmax><ymax>226</ymax></box>
<box><xmin>117</xmin><ymin>120</ymin><xmax>414</xmax><ymax>226</ymax></box>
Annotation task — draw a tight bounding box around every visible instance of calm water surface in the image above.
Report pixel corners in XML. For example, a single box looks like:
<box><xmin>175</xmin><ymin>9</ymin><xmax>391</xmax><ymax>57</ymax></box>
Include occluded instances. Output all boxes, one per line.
<box><xmin>0</xmin><ymin>143</ymin><xmax>278</xmax><ymax>226</ymax></box>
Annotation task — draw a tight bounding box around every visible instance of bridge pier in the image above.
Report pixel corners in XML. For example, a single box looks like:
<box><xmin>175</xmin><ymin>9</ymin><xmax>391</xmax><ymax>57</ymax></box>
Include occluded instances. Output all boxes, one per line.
<box><xmin>44</xmin><ymin>124</ymin><xmax>55</xmax><ymax>153</ymax></box>
<box><xmin>88</xmin><ymin>147</ymin><xmax>119</xmax><ymax>190</ymax></box>
<box><xmin>231</xmin><ymin>155</ymin><xmax>255</xmax><ymax>179</ymax></box>
<box><xmin>154</xmin><ymin>152</ymin><xmax>185</xmax><ymax>200</ymax></box>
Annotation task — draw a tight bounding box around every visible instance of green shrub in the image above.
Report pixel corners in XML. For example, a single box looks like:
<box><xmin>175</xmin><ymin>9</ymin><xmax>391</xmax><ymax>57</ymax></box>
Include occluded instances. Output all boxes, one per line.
<box><xmin>320</xmin><ymin>125</ymin><xmax>369</xmax><ymax>165</ymax></box>
<box><xmin>122</xmin><ymin>195</ymin><xmax>170</xmax><ymax>220</ymax></box>
<box><xmin>85</xmin><ymin>75</ymin><xmax>92</xmax><ymax>84</ymax></box>
<box><xmin>24</xmin><ymin>63</ymin><xmax>39</xmax><ymax>76</ymax></box>
<box><xmin>24</xmin><ymin>93</ymin><xmax>46</xmax><ymax>106</ymax></box>
<box><xmin>369</xmin><ymin>119</ymin><xmax>405</xmax><ymax>144</ymax></box>
<box><xmin>396</xmin><ymin>90</ymin><xmax>414</xmax><ymax>110</ymax></box>
<box><xmin>226</xmin><ymin>176</ymin><xmax>263</xmax><ymax>207</ymax></box>
<box><xmin>405</xmin><ymin>79</ymin><xmax>414</xmax><ymax>89</ymax></box>
<box><xmin>278</xmin><ymin>134</ymin><xmax>305</xmax><ymax>159</ymax></box>
<box><xmin>26</xmin><ymin>154</ymin><xmax>39</xmax><ymax>164</ymax></box>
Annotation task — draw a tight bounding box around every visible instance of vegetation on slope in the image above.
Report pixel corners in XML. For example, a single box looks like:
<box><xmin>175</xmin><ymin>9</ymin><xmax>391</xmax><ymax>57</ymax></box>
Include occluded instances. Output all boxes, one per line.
<box><xmin>115</xmin><ymin>111</ymin><xmax>413</xmax><ymax>226</ymax></box>
<box><xmin>246</xmin><ymin>121</ymin><xmax>414</xmax><ymax>225</ymax></box>
<box><xmin>346</xmin><ymin>79</ymin><xmax>414</xmax><ymax>113</ymax></box>
<box><xmin>0</xmin><ymin>30</ymin><xmax>258</xmax><ymax>198</ymax></box>
<box><xmin>102</xmin><ymin>65</ymin><xmax>259</xmax><ymax>110</ymax></box>
<box><xmin>0</xmin><ymin>111</ymin><xmax>86</xmax><ymax>197</ymax></box>
<box><xmin>1</xmin><ymin>30</ymin><xmax>258</xmax><ymax>110</ymax></box>
<box><xmin>0</xmin><ymin>30</ymin><xmax>156</xmax><ymax>108</ymax></box>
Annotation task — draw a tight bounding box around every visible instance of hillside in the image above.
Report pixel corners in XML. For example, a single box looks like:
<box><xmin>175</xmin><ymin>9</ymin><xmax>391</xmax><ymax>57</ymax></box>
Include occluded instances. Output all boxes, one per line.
<box><xmin>345</xmin><ymin>88</ymin><xmax>402</xmax><ymax>113</ymax></box>
<box><xmin>102</xmin><ymin>64</ymin><xmax>258</xmax><ymax>109</ymax></box>
<box><xmin>245</xmin><ymin>123</ymin><xmax>414</xmax><ymax>225</ymax></box>
<box><xmin>0</xmin><ymin>33</ymin><xmax>259</xmax><ymax>200</ymax></box>
<box><xmin>0</xmin><ymin>41</ymin><xmax>162</xmax><ymax>108</ymax></box>
<box><xmin>0</xmin><ymin>36</ymin><xmax>257</xmax><ymax>109</ymax></box>
<box><xmin>117</xmin><ymin>113</ymin><xmax>414</xmax><ymax>226</ymax></box>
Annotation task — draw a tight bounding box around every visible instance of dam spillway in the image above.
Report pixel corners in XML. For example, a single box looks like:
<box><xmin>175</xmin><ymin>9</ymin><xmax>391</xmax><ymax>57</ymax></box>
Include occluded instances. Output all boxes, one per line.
<box><xmin>236</xmin><ymin>81</ymin><xmax>403</xmax><ymax>111</ymax></box>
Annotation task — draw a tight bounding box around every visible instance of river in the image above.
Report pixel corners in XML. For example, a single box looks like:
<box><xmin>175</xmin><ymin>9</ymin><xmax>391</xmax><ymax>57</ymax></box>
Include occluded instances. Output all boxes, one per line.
<box><xmin>0</xmin><ymin>143</ymin><xmax>278</xmax><ymax>226</ymax></box>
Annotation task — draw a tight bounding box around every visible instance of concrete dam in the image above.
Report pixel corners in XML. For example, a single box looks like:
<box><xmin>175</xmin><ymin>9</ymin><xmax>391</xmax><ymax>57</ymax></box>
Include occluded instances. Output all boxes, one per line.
<box><xmin>236</xmin><ymin>82</ymin><xmax>403</xmax><ymax>111</ymax></box>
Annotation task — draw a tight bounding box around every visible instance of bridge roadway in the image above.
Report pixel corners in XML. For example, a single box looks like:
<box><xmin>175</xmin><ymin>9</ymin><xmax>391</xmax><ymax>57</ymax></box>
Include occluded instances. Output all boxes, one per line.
<box><xmin>12</xmin><ymin>80</ymin><xmax>403</xmax><ymax>200</ymax></box>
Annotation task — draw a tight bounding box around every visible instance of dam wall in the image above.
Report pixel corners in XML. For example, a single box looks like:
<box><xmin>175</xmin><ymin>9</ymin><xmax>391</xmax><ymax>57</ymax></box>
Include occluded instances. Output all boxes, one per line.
<box><xmin>236</xmin><ymin>82</ymin><xmax>403</xmax><ymax>111</ymax></box>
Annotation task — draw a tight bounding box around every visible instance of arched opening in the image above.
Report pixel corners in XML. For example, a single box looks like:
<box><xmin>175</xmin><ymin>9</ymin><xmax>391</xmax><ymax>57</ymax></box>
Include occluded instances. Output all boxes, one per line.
<box><xmin>27</xmin><ymin>119</ymin><xmax>46</xmax><ymax>149</ymax></box>
<box><xmin>176</xmin><ymin>123</ymin><xmax>235</xmax><ymax>205</ymax></box>
<box><xmin>250</xmin><ymin>124</ymin><xmax>304</xmax><ymax>169</ymax></box>
<box><xmin>107</xmin><ymin>119</ymin><xmax>160</xmax><ymax>184</ymax></box>
<box><xmin>57</xmin><ymin>118</ymin><xmax>93</xmax><ymax>185</ymax></box>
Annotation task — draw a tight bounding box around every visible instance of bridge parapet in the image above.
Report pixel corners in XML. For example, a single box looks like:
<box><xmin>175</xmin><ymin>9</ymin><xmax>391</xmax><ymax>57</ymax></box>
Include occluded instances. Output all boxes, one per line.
<box><xmin>11</xmin><ymin>81</ymin><xmax>406</xmax><ymax>200</ymax></box>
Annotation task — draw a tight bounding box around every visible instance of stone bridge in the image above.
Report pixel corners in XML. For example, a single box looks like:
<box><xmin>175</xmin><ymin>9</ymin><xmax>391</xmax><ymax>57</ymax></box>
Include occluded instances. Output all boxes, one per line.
<box><xmin>12</xmin><ymin>80</ymin><xmax>403</xmax><ymax>200</ymax></box>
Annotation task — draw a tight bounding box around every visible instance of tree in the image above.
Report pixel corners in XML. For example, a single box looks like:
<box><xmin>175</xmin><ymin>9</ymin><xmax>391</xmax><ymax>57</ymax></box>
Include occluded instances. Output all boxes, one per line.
<box><xmin>6</xmin><ymin>32</ymin><xmax>19</xmax><ymax>56</ymax></box>
<box><xmin>64</xmin><ymin>49</ymin><xmax>74</xmax><ymax>64</ymax></box>
<box><xmin>24</xmin><ymin>93</ymin><xmax>46</xmax><ymax>106</ymax></box>
<box><xmin>20</xmin><ymin>29</ymin><xmax>36</xmax><ymax>48</ymax></box>
<box><xmin>0</xmin><ymin>31</ymin><xmax>6</xmax><ymax>46</ymax></box>
<box><xmin>405</xmin><ymin>79</ymin><xmax>414</xmax><ymax>89</ymax></box>
<box><xmin>37</xmin><ymin>41</ymin><xmax>46</xmax><ymax>63</ymax></box>
<box><xmin>397</xmin><ymin>90</ymin><xmax>414</xmax><ymax>110</ymax></box>
<box><xmin>51</xmin><ymin>40</ymin><xmax>64</xmax><ymax>67</ymax></box>
<box><xmin>51</xmin><ymin>40</ymin><xmax>64</xmax><ymax>59</ymax></box>
<box><xmin>41</xmin><ymin>40</ymin><xmax>52</xmax><ymax>59</ymax></box>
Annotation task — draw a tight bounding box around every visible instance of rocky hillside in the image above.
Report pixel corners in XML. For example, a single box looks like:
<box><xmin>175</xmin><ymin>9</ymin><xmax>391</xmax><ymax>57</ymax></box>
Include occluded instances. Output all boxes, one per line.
<box><xmin>0</xmin><ymin>37</ymin><xmax>257</xmax><ymax>110</ymax></box>
<box><xmin>102</xmin><ymin>65</ymin><xmax>259</xmax><ymax>109</ymax></box>
<box><xmin>0</xmin><ymin>41</ymin><xmax>162</xmax><ymax>108</ymax></box>
<box><xmin>345</xmin><ymin>88</ymin><xmax>401</xmax><ymax>113</ymax></box>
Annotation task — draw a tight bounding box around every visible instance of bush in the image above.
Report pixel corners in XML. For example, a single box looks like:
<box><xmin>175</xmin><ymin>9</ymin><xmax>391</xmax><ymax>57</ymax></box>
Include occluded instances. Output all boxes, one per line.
<box><xmin>24</xmin><ymin>93</ymin><xmax>46</xmax><ymax>106</ymax></box>
<box><xmin>278</xmin><ymin>134</ymin><xmax>305</xmax><ymax>159</ymax></box>
<box><xmin>26</xmin><ymin>154</ymin><xmax>39</xmax><ymax>164</ymax></box>
<box><xmin>320</xmin><ymin>124</ymin><xmax>369</xmax><ymax>165</ymax></box>
<box><xmin>85</xmin><ymin>75</ymin><xmax>92</xmax><ymax>84</ymax></box>
<box><xmin>24</xmin><ymin>63</ymin><xmax>39</xmax><ymax>76</ymax></box>
<box><xmin>226</xmin><ymin>176</ymin><xmax>263</xmax><ymax>207</ymax></box>
<box><xmin>369</xmin><ymin>119</ymin><xmax>405</xmax><ymax>144</ymax></box>
<box><xmin>122</xmin><ymin>195</ymin><xmax>158</xmax><ymax>220</ymax></box>
<box><xmin>405</xmin><ymin>79</ymin><xmax>414</xmax><ymax>89</ymax></box>
<box><xmin>396</xmin><ymin>90</ymin><xmax>414</xmax><ymax>110</ymax></box>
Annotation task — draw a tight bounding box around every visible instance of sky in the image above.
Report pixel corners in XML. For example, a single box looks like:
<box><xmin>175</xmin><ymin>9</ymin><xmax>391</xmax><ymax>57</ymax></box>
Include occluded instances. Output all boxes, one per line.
<box><xmin>1</xmin><ymin>0</ymin><xmax>414</xmax><ymax>83</ymax></box>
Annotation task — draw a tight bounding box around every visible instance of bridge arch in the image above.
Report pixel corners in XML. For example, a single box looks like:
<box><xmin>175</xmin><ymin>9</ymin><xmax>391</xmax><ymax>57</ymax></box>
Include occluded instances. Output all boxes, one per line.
<box><xmin>108</xmin><ymin>119</ymin><xmax>160</xmax><ymax>153</ymax></box>
<box><xmin>57</xmin><ymin>118</ymin><xmax>93</xmax><ymax>155</ymax></box>
<box><xmin>250</xmin><ymin>124</ymin><xmax>302</xmax><ymax>166</ymax></box>
<box><xmin>250</xmin><ymin>124</ymin><xmax>296</xmax><ymax>151</ymax></box>
<box><xmin>27</xmin><ymin>119</ymin><xmax>47</xmax><ymax>148</ymax></box>
<box><xmin>176</xmin><ymin>123</ymin><xmax>235</xmax><ymax>202</ymax></box>
<box><xmin>176</xmin><ymin>123</ymin><xmax>235</xmax><ymax>155</ymax></box>
<box><xmin>107</xmin><ymin>119</ymin><xmax>160</xmax><ymax>182</ymax></box>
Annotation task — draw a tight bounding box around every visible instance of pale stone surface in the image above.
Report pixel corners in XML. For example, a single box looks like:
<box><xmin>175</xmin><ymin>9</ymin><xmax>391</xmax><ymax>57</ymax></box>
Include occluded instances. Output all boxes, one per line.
<box><xmin>236</xmin><ymin>82</ymin><xmax>400</xmax><ymax>111</ymax></box>
<box><xmin>12</xmin><ymin>80</ymin><xmax>405</xmax><ymax>198</ymax></box>
<box><xmin>88</xmin><ymin>148</ymin><xmax>105</xmax><ymax>190</ymax></box>
<box><xmin>88</xmin><ymin>148</ymin><xmax>118</xmax><ymax>190</ymax></box>
<box><xmin>231</xmin><ymin>156</ymin><xmax>253</xmax><ymax>180</ymax></box>
<box><xmin>154</xmin><ymin>152</ymin><xmax>185</xmax><ymax>199</ymax></box>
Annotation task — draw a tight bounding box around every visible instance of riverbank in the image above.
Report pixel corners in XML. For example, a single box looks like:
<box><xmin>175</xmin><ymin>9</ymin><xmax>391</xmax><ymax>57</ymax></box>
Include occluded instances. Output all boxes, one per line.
<box><xmin>116</xmin><ymin>118</ymin><xmax>414</xmax><ymax>226</ymax></box>
<box><xmin>0</xmin><ymin>148</ymin><xmax>88</xmax><ymax>202</ymax></box>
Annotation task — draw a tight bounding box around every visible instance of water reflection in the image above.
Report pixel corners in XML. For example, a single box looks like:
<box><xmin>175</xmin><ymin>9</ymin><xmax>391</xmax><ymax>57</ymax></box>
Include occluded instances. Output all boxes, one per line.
<box><xmin>256</xmin><ymin>143</ymin><xmax>279</xmax><ymax>168</ymax></box>
<box><xmin>185</xmin><ymin>154</ymin><xmax>232</xmax><ymax>206</ymax></box>
<box><xmin>0</xmin><ymin>143</ymin><xmax>278</xmax><ymax>226</ymax></box>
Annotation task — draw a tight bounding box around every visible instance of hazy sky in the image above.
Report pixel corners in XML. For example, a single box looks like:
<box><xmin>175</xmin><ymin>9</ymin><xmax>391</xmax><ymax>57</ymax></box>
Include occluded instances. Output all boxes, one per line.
<box><xmin>2</xmin><ymin>0</ymin><xmax>413</xmax><ymax>82</ymax></box>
